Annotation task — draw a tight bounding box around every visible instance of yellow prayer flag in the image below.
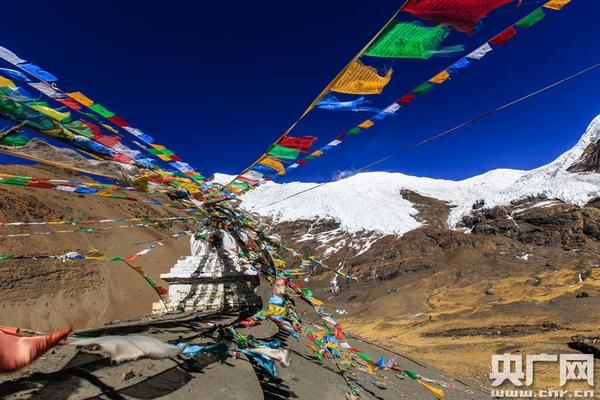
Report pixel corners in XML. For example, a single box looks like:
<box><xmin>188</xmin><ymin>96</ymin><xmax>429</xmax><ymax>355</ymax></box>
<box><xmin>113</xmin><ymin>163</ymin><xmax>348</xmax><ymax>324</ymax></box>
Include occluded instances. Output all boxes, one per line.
<box><xmin>310</xmin><ymin>150</ymin><xmax>323</xmax><ymax>157</ymax></box>
<box><xmin>258</xmin><ymin>156</ymin><xmax>286</xmax><ymax>175</ymax></box>
<box><xmin>331</xmin><ymin>60</ymin><xmax>393</xmax><ymax>95</ymax></box>
<box><xmin>156</xmin><ymin>154</ymin><xmax>171</xmax><ymax>161</ymax></box>
<box><xmin>67</xmin><ymin>92</ymin><xmax>94</xmax><ymax>107</ymax></box>
<box><xmin>358</xmin><ymin>120</ymin><xmax>374</xmax><ymax>129</ymax></box>
<box><xmin>417</xmin><ymin>381</ymin><xmax>445</xmax><ymax>399</ymax></box>
<box><xmin>429</xmin><ymin>70</ymin><xmax>450</xmax><ymax>84</ymax></box>
<box><xmin>101</xmin><ymin>123</ymin><xmax>118</xmax><ymax>133</ymax></box>
<box><xmin>263</xmin><ymin>304</ymin><xmax>287</xmax><ymax>317</ymax></box>
<box><xmin>543</xmin><ymin>0</ymin><xmax>570</xmax><ymax>10</ymax></box>
<box><xmin>29</xmin><ymin>104</ymin><xmax>70</xmax><ymax>123</ymax></box>
<box><xmin>0</xmin><ymin>76</ymin><xmax>15</xmax><ymax>88</ymax></box>
<box><xmin>309</xmin><ymin>297</ymin><xmax>323</xmax><ymax>307</ymax></box>
<box><xmin>150</xmin><ymin>144</ymin><xmax>166</xmax><ymax>151</ymax></box>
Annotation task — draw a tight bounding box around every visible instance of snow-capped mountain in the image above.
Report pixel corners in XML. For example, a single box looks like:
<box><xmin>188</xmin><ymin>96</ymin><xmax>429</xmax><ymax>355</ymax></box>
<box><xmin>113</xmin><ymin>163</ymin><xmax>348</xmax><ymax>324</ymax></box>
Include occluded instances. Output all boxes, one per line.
<box><xmin>239</xmin><ymin>115</ymin><xmax>600</xmax><ymax>236</ymax></box>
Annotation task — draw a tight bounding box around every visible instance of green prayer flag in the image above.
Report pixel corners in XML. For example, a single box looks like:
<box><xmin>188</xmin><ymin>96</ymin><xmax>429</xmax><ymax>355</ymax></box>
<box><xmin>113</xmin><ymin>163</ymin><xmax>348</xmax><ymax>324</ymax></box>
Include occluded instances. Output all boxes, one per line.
<box><xmin>267</xmin><ymin>144</ymin><xmax>300</xmax><ymax>160</ymax></box>
<box><xmin>109</xmin><ymin>257</ymin><xmax>124</xmax><ymax>262</ymax></box>
<box><xmin>2</xmin><ymin>177</ymin><xmax>30</xmax><ymax>185</ymax></box>
<box><xmin>516</xmin><ymin>8</ymin><xmax>545</xmax><ymax>28</ymax></box>
<box><xmin>0</xmin><ymin>134</ymin><xmax>29</xmax><ymax>147</ymax></box>
<box><xmin>0</xmin><ymin>255</ymin><xmax>14</xmax><ymax>261</ymax></box>
<box><xmin>230</xmin><ymin>180</ymin><xmax>250</xmax><ymax>191</ymax></box>
<box><xmin>413</xmin><ymin>82</ymin><xmax>434</xmax><ymax>95</ymax></box>
<box><xmin>90</xmin><ymin>103</ymin><xmax>115</xmax><ymax>118</ymax></box>
<box><xmin>357</xmin><ymin>353</ymin><xmax>372</xmax><ymax>362</ymax></box>
<box><xmin>348</xmin><ymin>127</ymin><xmax>362</xmax><ymax>136</ymax></box>
<box><xmin>64</xmin><ymin>120</ymin><xmax>93</xmax><ymax>138</ymax></box>
<box><xmin>300</xmin><ymin>288</ymin><xmax>314</xmax><ymax>298</ymax></box>
<box><xmin>402</xmin><ymin>370</ymin><xmax>419</xmax><ymax>380</ymax></box>
<box><xmin>365</xmin><ymin>21</ymin><xmax>463</xmax><ymax>59</ymax></box>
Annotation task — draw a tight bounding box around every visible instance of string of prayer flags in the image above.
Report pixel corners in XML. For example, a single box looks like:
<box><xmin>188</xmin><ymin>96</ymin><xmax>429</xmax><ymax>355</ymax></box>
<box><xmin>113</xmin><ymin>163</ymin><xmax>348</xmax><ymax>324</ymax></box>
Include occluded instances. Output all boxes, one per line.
<box><xmin>515</xmin><ymin>8</ymin><xmax>545</xmax><ymax>28</ymax></box>
<box><xmin>364</xmin><ymin>21</ymin><xmax>463</xmax><ymax>60</ymax></box>
<box><xmin>222</xmin><ymin>0</ymin><xmax>572</xmax><ymax>193</ymax></box>
<box><xmin>402</xmin><ymin>0</ymin><xmax>515</xmax><ymax>33</ymax></box>
<box><xmin>543</xmin><ymin>0</ymin><xmax>570</xmax><ymax>10</ymax></box>
<box><xmin>490</xmin><ymin>27</ymin><xmax>517</xmax><ymax>45</ymax></box>
<box><xmin>331</xmin><ymin>61</ymin><xmax>392</xmax><ymax>95</ymax></box>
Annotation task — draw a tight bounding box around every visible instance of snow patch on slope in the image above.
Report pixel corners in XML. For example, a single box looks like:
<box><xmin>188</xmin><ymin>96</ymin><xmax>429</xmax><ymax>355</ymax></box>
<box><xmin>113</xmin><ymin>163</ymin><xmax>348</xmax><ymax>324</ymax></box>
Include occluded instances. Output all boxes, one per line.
<box><xmin>239</xmin><ymin>116</ymin><xmax>600</xmax><ymax>235</ymax></box>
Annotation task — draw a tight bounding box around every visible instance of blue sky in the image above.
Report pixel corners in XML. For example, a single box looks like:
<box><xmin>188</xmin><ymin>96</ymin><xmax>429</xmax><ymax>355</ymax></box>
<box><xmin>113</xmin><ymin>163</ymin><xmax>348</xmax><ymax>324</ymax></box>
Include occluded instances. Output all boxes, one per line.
<box><xmin>0</xmin><ymin>0</ymin><xmax>599</xmax><ymax>182</ymax></box>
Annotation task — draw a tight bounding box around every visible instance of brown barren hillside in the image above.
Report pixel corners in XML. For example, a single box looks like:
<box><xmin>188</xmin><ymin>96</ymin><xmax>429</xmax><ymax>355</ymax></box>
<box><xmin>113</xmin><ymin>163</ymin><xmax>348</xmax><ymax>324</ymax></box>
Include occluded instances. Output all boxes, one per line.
<box><xmin>0</xmin><ymin>164</ymin><xmax>192</xmax><ymax>330</ymax></box>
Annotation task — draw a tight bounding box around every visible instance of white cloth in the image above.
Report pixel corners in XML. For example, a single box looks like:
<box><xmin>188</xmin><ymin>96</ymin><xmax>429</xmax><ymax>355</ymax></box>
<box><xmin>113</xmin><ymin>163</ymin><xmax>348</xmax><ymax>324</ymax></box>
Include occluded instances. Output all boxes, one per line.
<box><xmin>0</xmin><ymin>46</ymin><xmax>26</xmax><ymax>65</ymax></box>
<box><xmin>68</xmin><ymin>335</ymin><xmax>181</xmax><ymax>363</ymax></box>
<box><xmin>252</xmin><ymin>347</ymin><xmax>290</xmax><ymax>367</ymax></box>
<box><xmin>466</xmin><ymin>43</ymin><xmax>493</xmax><ymax>60</ymax></box>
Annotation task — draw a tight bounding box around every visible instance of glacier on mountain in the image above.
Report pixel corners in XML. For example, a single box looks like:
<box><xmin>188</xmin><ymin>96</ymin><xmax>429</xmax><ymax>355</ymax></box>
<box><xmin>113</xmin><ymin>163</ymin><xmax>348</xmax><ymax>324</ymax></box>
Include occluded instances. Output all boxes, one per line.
<box><xmin>230</xmin><ymin>115</ymin><xmax>600</xmax><ymax>235</ymax></box>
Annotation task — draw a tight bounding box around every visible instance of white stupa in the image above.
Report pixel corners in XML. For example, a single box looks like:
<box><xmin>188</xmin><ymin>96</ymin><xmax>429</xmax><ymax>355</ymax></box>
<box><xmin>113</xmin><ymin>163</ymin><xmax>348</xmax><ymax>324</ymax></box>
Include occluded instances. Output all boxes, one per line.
<box><xmin>154</xmin><ymin>226</ymin><xmax>262</xmax><ymax>313</ymax></box>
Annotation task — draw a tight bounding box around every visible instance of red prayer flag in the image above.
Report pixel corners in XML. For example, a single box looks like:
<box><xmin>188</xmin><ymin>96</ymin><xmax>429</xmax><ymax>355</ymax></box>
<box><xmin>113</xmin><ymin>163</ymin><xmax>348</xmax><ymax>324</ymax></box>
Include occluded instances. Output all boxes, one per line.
<box><xmin>82</xmin><ymin>120</ymin><xmax>102</xmax><ymax>137</ymax></box>
<box><xmin>113</xmin><ymin>154</ymin><xmax>134</xmax><ymax>164</ymax></box>
<box><xmin>490</xmin><ymin>26</ymin><xmax>517</xmax><ymax>45</ymax></box>
<box><xmin>108</xmin><ymin>116</ymin><xmax>129</xmax><ymax>127</ymax></box>
<box><xmin>403</xmin><ymin>0</ymin><xmax>515</xmax><ymax>33</ymax></box>
<box><xmin>396</xmin><ymin>92</ymin><xmax>416</xmax><ymax>104</ymax></box>
<box><xmin>95</xmin><ymin>135</ymin><xmax>121</xmax><ymax>148</ymax></box>
<box><xmin>278</xmin><ymin>136</ymin><xmax>317</xmax><ymax>153</ymax></box>
<box><xmin>56</xmin><ymin>98</ymin><xmax>81</xmax><ymax>111</ymax></box>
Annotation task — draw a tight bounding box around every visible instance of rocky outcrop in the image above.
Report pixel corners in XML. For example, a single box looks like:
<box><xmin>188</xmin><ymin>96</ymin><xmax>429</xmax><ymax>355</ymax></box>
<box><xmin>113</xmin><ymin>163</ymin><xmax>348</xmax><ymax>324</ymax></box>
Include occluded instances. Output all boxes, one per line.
<box><xmin>567</xmin><ymin>138</ymin><xmax>600</xmax><ymax>173</ymax></box>
<box><xmin>461</xmin><ymin>197</ymin><xmax>600</xmax><ymax>246</ymax></box>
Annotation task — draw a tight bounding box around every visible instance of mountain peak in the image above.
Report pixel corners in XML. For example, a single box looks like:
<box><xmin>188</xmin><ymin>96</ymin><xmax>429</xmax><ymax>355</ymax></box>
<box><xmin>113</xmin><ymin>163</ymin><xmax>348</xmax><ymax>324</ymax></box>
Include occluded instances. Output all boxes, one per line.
<box><xmin>240</xmin><ymin>115</ymin><xmax>600</xmax><ymax>235</ymax></box>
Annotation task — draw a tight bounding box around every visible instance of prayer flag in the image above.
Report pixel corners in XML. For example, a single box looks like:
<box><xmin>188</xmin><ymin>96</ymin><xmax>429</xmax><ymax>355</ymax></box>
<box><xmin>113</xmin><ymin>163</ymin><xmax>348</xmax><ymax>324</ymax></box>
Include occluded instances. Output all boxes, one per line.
<box><xmin>90</xmin><ymin>103</ymin><xmax>115</xmax><ymax>118</ymax></box>
<box><xmin>396</xmin><ymin>92</ymin><xmax>416</xmax><ymax>104</ymax></box>
<box><xmin>0</xmin><ymin>46</ymin><xmax>26</xmax><ymax>65</ymax></box>
<box><xmin>429</xmin><ymin>70</ymin><xmax>450</xmax><ymax>84</ymax></box>
<box><xmin>358</xmin><ymin>120</ymin><xmax>374</xmax><ymax>129</ymax></box>
<box><xmin>278</xmin><ymin>136</ymin><xmax>317</xmax><ymax>153</ymax></box>
<box><xmin>268</xmin><ymin>144</ymin><xmax>300</xmax><ymax>160</ymax></box>
<box><xmin>466</xmin><ymin>43</ymin><xmax>492</xmax><ymax>60</ymax></box>
<box><xmin>19</xmin><ymin>63</ymin><xmax>58</xmax><ymax>82</ymax></box>
<box><xmin>0</xmin><ymin>76</ymin><xmax>15</xmax><ymax>88</ymax></box>
<box><xmin>0</xmin><ymin>68</ymin><xmax>30</xmax><ymax>82</ymax></box>
<box><xmin>516</xmin><ymin>8</ymin><xmax>545</xmax><ymax>28</ymax></box>
<box><xmin>490</xmin><ymin>27</ymin><xmax>517</xmax><ymax>45</ymax></box>
<box><xmin>543</xmin><ymin>0</ymin><xmax>570</xmax><ymax>10</ymax></box>
<box><xmin>258</xmin><ymin>156</ymin><xmax>286</xmax><ymax>175</ymax></box>
<box><xmin>365</xmin><ymin>21</ymin><xmax>462</xmax><ymax>59</ymax></box>
<box><xmin>331</xmin><ymin>60</ymin><xmax>392</xmax><ymax>95</ymax></box>
<box><xmin>403</xmin><ymin>0</ymin><xmax>514</xmax><ymax>33</ymax></box>
<box><xmin>413</xmin><ymin>82</ymin><xmax>434</xmax><ymax>95</ymax></box>
<box><xmin>67</xmin><ymin>92</ymin><xmax>94</xmax><ymax>107</ymax></box>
